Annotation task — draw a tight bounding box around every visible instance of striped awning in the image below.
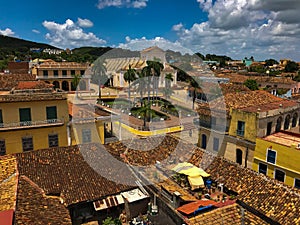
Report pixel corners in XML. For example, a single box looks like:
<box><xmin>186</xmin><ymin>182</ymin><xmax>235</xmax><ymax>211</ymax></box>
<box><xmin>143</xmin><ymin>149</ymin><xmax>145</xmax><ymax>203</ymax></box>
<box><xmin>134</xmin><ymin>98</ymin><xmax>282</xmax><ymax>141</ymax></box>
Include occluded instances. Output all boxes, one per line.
<box><xmin>93</xmin><ymin>195</ymin><xmax>124</xmax><ymax>211</ymax></box>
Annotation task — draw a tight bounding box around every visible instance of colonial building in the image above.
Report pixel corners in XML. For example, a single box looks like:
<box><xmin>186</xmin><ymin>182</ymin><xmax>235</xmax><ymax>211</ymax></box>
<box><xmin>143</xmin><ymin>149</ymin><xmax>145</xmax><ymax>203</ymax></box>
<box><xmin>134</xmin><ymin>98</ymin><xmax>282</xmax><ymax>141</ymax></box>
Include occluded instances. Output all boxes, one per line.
<box><xmin>0</xmin><ymin>81</ymin><xmax>69</xmax><ymax>155</ymax></box>
<box><xmin>104</xmin><ymin>57</ymin><xmax>177</xmax><ymax>90</ymax></box>
<box><xmin>32</xmin><ymin>60</ymin><xmax>91</xmax><ymax>91</ymax></box>
<box><xmin>253</xmin><ymin>131</ymin><xmax>300</xmax><ymax>188</ymax></box>
<box><xmin>196</xmin><ymin>90</ymin><xmax>300</xmax><ymax>168</ymax></box>
<box><xmin>140</xmin><ymin>46</ymin><xmax>166</xmax><ymax>62</ymax></box>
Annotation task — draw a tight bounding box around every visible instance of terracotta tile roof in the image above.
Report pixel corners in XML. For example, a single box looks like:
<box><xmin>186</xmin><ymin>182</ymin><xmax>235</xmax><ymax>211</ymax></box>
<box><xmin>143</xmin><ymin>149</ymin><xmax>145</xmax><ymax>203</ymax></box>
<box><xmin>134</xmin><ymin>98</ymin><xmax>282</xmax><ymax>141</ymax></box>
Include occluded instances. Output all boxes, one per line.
<box><xmin>105</xmin><ymin>135</ymin><xmax>196</xmax><ymax>167</ymax></box>
<box><xmin>0</xmin><ymin>74</ymin><xmax>36</xmax><ymax>91</ymax></box>
<box><xmin>216</xmin><ymin>73</ymin><xmax>296</xmax><ymax>85</ymax></box>
<box><xmin>15</xmin><ymin>176</ymin><xmax>72</xmax><ymax>225</ymax></box>
<box><xmin>197</xmin><ymin>90</ymin><xmax>299</xmax><ymax>115</ymax></box>
<box><xmin>15</xmin><ymin>81</ymin><xmax>53</xmax><ymax>90</ymax></box>
<box><xmin>68</xmin><ymin>102</ymin><xmax>111</xmax><ymax>118</ymax></box>
<box><xmin>0</xmin><ymin>155</ymin><xmax>18</xmax><ymax>212</ymax></box>
<box><xmin>262</xmin><ymin>131</ymin><xmax>300</xmax><ymax>147</ymax></box>
<box><xmin>189</xmin><ymin>149</ymin><xmax>300</xmax><ymax>225</ymax></box>
<box><xmin>0</xmin><ymin>92</ymin><xmax>67</xmax><ymax>103</ymax></box>
<box><xmin>105</xmin><ymin>135</ymin><xmax>300</xmax><ymax>224</ymax></box>
<box><xmin>188</xmin><ymin>203</ymin><xmax>268</xmax><ymax>225</ymax></box>
<box><xmin>15</xmin><ymin>144</ymin><xmax>134</xmax><ymax>206</ymax></box>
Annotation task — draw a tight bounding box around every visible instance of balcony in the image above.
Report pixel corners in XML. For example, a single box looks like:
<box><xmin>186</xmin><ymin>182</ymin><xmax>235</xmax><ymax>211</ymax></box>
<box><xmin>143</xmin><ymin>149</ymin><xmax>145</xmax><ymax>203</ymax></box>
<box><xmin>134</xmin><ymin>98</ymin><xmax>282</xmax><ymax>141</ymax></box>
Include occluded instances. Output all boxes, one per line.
<box><xmin>193</xmin><ymin>118</ymin><xmax>228</xmax><ymax>132</ymax></box>
<box><xmin>0</xmin><ymin>118</ymin><xmax>64</xmax><ymax>131</ymax></box>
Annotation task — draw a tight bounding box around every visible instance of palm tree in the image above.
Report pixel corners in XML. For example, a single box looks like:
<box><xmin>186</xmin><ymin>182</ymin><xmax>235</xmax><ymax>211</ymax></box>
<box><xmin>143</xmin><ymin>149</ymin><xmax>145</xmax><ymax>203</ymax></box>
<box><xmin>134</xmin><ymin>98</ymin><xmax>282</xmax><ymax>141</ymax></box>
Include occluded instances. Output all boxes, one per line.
<box><xmin>132</xmin><ymin>71</ymin><xmax>146</xmax><ymax>107</ymax></box>
<box><xmin>142</xmin><ymin>65</ymin><xmax>152</xmax><ymax>103</ymax></box>
<box><xmin>71</xmin><ymin>74</ymin><xmax>81</xmax><ymax>97</ymax></box>
<box><xmin>135</xmin><ymin>102</ymin><xmax>155</xmax><ymax>130</ymax></box>
<box><xmin>92</xmin><ymin>58</ymin><xmax>108</xmax><ymax>101</ymax></box>
<box><xmin>189</xmin><ymin>76</ymin><xmax>202</xmax><ymax>110</ymax></box>
<box><xmin>147</xmin><ymin>60</ymin><xmax>164</xmax><ymax>103</ymax></box>
<box><xmin>123</xmin><ymin>64</ymin><xmax>137</xmax><ymax>102</ymax></box>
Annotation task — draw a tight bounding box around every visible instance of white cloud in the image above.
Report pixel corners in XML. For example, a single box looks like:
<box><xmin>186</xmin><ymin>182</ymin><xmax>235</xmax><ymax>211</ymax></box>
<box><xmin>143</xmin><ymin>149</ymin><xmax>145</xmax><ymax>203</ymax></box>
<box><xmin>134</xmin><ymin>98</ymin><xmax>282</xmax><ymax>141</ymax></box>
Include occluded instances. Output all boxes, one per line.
<box><xmin>171</xmin><ymin>0</ymin><xmax>300</xmax><ymax>61</ymax></box>
<box><xmin>172</xmin><ymin>23</ymin><xmax>184</xmax><ymax>32</ymax></box>
<box><xmin>77</xmin><ymin>18</ymin><xmax>94</xmax><ymax>28</ymax></box>
<box><xmin>97</xmin><ymin>0</ymin><xmax>147</xmax><ymax>9</ymax></box>
<box><xmin>32</xmin><ymin>29</ymin><xmax>40</xmax><ymax>34</ymax></box>
<box><xmin>0</xmin><ymin>28</ymin><xmax>14</xmax><ymax>36</ymax></box>
<box><xmin>42</xmin><ymin>19</ymin><xmax>106</xmax><ymax>48</ymax></box>
<box><xmin>118</xmin><ymin>36</ymin><xmax>193</xmax><ymax>54</ymax></box>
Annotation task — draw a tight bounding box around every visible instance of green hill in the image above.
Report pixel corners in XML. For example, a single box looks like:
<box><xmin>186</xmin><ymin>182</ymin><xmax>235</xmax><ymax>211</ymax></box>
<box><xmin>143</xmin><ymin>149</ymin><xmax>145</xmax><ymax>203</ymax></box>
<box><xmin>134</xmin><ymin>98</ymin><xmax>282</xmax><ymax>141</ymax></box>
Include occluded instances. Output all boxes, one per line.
<box><xmin>0</xmin><ymin>35</ymin><xmax>59</xmax><ymax>51</ymax></box>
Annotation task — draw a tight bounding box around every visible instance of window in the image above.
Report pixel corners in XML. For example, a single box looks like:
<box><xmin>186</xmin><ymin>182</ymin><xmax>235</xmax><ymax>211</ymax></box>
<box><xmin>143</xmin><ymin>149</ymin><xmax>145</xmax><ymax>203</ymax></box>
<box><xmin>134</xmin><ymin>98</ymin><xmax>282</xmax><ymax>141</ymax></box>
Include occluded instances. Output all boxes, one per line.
<box><xmin>82</xmin><ymin>129</ymin><xmax>91</xmax><ymax>143</ymax></box>
<box><xmin>62</xmin><ymin>70</ymin><xmax>67</xmax><ymax>77</ymax></box>
<box><xmin>284</xmin><ymin>115</ymin><xmax>291</xmax><ymax>130</ymax></box>
<box><xmin>48</xmin><ymin>134</ymin><xmax>59</xmax><ymax>147</ymax></box>
<box><xmin>19</xmin><ymin>108</ymin><xmax>31</xmax><ymax>126</ymax></box>
<box><xmin>46</xmin><ymin>106</ymin><xmax>57</xmax><ymax>121</ymax></box>
<box><xmin>0</xmin><ymin>109</ymin><xmax>3</xmax><ymax>127</ymax></box>
<box><xmin>71</xmin><ymin>70</ymin><xmax>75</xmax><ymax>75</ymax></box>
<box><xmin>274</xmin><ymin>169</ymin><xmax>285</xmax><ymax>182</ymax></box>
<box><xmin>22</xmin><ymin>137</ymin><xmax>33</xmax><ymax>152</ymax></box>
<box><xmin>53</xmin><ymin>70</ymin><xmax>59</xmax><ymax>77</ymax></box>
<box><xmin>213</xmin><ymin>137</ymin><xmax>219</xmax><ymax>151</ymax></box>
<box><xmin>236</xmin><ymin>149</ymin><xmax>243</xmax><ymax>165</ymax></box>
<box><xmin>237</xmin><ymin>121</ymin><xmax>245</xmax><ymax>136</ymax></box>
<box><xmin>294</xmin><ymin>178</ymin><xmax>300</xmax><ymax>189</ymax></box>
<box><xmin>266</xmin><ymin>149</ymin><xmax>276</xmax><ymax>164</ymax></box>
<box><xmin>258</xmin><ymin>163</ymin><xmax>267</xmax><ymax>175</ymax></box>
<box><xmin>266</xmin><ymin>122</ymin><xmax>272</xmax><ymax>136</ymax></box>
<box><xmin>0</xmin><ymin>140</ymin><xmax>6</xmax><ymax>156</ymax></box>
<box><xmin>201</xmin><ymin>134</ymin><xmax>207</xmax><ymax>149</ymax></box>
<box><xmin>43</xmin><ymin>70</ymin><xmax>48</xmax><ymax>77</ymax></box>
<box><xmin>80</xmin><ymin>70</ymin><xmax>85</xmax><ymax>75</ymax></box>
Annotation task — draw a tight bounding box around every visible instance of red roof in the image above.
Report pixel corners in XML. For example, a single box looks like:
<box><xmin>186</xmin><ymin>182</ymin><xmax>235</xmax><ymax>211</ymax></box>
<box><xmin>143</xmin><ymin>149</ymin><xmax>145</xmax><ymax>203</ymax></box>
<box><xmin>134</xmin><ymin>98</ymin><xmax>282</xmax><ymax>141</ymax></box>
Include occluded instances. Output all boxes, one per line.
<box><xmin>0</xmin><ymin>209</ymin><xmax>14</xmax><ymax>225</ymax></box>
<box><xmin>177</xmin><ymin>199</ymin><xmax>217</xmax><ymax>215</ymax></box>
<box><xmin>214</xmin><ymin>199</ymin><xmax>236</xmax><ymax>208</ymax></box>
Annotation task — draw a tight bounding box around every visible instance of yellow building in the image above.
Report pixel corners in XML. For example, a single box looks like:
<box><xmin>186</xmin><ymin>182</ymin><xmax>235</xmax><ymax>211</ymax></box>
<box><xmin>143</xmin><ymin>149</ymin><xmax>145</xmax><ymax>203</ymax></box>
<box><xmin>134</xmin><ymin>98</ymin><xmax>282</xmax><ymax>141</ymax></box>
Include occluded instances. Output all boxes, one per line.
<box><xmin>68</xmin><ymin>103</ymin><xmax>120</xmax><ymax>145</ymax></box>
<box><xmin>0</xmin><ymin>81</ymin><xmax>69</xmax><ymax>155</ymax></box>
<box><xmin>32</xmin><ymin>60</ymin><xmax>91</xmax><ymax>91</ymax></box>
<box><xmin>197</xmin><ymin>90</ymin><xmax>300</xmax><ymax>169</ymax></box>
<box><xmin>253</xmin><ymin>131</ymin><xmax>300</xmax><ymax>188</ymax></box>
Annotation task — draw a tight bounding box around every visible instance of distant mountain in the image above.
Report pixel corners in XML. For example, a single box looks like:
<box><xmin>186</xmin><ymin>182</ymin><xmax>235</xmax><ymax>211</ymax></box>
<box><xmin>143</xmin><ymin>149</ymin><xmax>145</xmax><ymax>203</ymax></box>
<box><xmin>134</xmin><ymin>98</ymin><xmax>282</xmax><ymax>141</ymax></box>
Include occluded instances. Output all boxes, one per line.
<box><xmin>72</xmin><ymin>46</ymin><xmax>140</xmax><ymax>58</ymax></box>
<box><xmin>0</xmin><ymin>35</ymin><xmax>59</xmax><ymax>51</ymax></box>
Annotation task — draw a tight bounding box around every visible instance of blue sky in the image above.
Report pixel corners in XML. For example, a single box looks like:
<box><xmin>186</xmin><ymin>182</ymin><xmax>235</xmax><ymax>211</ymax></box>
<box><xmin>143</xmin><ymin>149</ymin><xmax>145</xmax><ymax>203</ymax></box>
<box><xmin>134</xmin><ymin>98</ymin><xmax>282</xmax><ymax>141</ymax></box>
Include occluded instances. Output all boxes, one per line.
<box><xmin>1</xmin><ymin>0</ymin><xmax>300</xmax><ymax>61</ymax></box>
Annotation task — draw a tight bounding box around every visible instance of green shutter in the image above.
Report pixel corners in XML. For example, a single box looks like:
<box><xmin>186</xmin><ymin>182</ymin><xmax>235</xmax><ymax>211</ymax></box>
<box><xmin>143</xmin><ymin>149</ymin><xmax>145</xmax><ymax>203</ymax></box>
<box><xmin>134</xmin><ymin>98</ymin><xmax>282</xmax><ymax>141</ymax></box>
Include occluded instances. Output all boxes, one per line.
<box><xmin>19</xmin><ymin>108</ymin><xmax>31</xmax><ymax>122</ymax></box>
<box><xmin>46</xmin><ymin>106</ymin><xmax>57</xmax><ymax>120</ymax></box>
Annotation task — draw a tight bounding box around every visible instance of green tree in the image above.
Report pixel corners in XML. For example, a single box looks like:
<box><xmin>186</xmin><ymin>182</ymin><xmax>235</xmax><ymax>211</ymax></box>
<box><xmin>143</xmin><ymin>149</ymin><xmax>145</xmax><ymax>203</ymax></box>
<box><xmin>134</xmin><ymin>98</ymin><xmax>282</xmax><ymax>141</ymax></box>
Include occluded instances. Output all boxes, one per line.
<box><xmin>285</xmin><ymin>61</ymin><xmax>299</xmax><ymax>72</ymax></box>
<box><xmin>147</xmin><ymin>60</ymin><xmax>164</xmax><ymax>103</ymax></box>
<box><xmin>190</xmin><ymin>76</ymin><xmax>202</xmax><ymax>110</ymax></box>
<box><xmin>102</xmin><ymin>217</ymin><xmax>121</xmax><ymax>225</ymax></box>
<box><xmin>135</xmin><ymin>102</ymin><xmax>156</xmax><ymax>130</ymax></box>
<box><xmin>132</xmin><ymin>71</ymin><xmax>147</xmax><ymax>106</ymax></box>
<box><xmin>244</xmin><ymin>79</ymin><xmax>259</xmax><ymax>91</ymax></box>
<box><xmin>265</xmin><ymin>59</ymin><xmax>279</xmax><ymax>67</ymax></box>
<box><xmin>71</xmin><ymin>74</ymin><xmax>82</xmax><ymax>96</ymax></box>
<box><xmin>124</xmin><ymin>64</ymin><xmax>137</xmax><ymax>102</ymax></box>
<box><xmin>92</xmin><ymin>58</ymin><xmax>108</xmax><ymax>101</ymax></box>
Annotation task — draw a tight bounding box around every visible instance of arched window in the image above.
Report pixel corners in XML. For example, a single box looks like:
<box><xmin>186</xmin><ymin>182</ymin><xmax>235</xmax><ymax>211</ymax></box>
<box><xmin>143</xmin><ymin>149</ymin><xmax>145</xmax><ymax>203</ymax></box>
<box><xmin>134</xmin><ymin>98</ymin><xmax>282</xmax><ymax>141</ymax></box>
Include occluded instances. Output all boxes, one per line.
<box><xmin>276</xmin><ymin>117</ymin><xmax>282</xmax><ymax>132</ymax></box>
<box><xmin>292</xmin><ymin>113</ymin><xmax>298</xmax><ymax>128</ymax></box>
<box><xmin>53</xmin><ymin>81</ymin><xmax>60</xmax><ymax>89</ymax></box>
<box><xmin>284</xmin><ymin>115</ymin><xmax>291</xmax><ymax>130</ymax></box>
<box><xmin>62</xmin><ymin>81</ymin><xmax>69</xmax><ymax>91</ymax></box>
<box><xmin>236</xmin><ymin>149</ymin><xmax>243</xmax><ymax>165</ymax></box>
<box><xmin>201</xmin><ymin>134</ymin><xmax>207</xmax><ymax>149</ymax></box>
